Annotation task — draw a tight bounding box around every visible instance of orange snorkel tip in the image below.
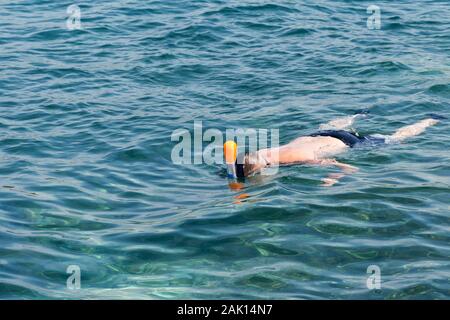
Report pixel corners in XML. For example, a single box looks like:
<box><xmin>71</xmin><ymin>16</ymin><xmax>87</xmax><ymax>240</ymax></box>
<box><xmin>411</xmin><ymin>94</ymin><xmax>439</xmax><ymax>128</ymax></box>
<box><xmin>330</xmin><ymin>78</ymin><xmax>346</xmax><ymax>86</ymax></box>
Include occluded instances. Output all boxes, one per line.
<box><xmin>224</xmin><ymin>140</ymin><xmax>237</xmax><ymax>164</ymax></box>
<box><xmin>224</xmin><ymin>140</ymin><xmax>237</xmax><ymax>179</ymax></box>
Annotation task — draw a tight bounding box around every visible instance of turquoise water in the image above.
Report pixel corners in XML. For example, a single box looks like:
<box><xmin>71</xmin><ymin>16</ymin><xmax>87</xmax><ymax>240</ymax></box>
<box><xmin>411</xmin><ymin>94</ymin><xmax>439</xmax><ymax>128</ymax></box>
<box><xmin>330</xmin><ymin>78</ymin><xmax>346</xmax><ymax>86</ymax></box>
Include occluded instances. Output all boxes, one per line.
<box><xmin>0</xmin><ymin>0</ymin><xmax>449</xmax><ymax>299</ymax></box>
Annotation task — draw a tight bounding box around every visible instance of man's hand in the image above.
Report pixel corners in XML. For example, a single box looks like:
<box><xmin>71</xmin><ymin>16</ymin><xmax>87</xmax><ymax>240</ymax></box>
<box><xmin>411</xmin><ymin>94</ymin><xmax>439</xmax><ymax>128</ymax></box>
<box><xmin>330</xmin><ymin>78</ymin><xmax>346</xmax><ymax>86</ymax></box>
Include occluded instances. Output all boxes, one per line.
<box><xmin>317</xmin><ymin>159</ymin><xmax>358</xmax><ymax>187</ymax></box>
<box><xmin>321</xmin><ymin>177</ymin><xmax>339</xmax><ymax>187</ymax></box>
<box><xmin>318</xmin><ymin>159</ymin><xmax>358</xmax><ymax>173</ymax></box>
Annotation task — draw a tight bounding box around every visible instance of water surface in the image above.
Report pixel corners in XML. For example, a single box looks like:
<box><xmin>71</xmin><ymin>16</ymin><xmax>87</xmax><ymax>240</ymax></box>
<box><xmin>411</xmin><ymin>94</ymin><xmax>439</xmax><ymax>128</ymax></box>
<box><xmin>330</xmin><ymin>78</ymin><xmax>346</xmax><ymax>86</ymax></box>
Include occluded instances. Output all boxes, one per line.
<box><xmin>0</xmin><ymin>0</ymin><xmax>449</xmax><ymax>299</ymax></box>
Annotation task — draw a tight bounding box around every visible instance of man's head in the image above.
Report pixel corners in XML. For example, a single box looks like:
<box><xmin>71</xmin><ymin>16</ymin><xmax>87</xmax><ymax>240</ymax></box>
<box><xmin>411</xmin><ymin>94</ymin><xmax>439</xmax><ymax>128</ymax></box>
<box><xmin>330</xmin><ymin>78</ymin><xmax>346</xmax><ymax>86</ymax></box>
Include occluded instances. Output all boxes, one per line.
<box><xmin>243</xmin><ymin>153</ymin><xmax>268</xmax><ymax>177</ymax></box>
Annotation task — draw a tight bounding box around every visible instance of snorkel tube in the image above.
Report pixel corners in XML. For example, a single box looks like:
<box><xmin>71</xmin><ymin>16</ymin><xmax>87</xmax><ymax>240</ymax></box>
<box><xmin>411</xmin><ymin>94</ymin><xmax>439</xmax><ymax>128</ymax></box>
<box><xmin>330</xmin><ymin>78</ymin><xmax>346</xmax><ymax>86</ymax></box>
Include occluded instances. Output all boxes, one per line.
<box><xmin>224</xmin><ymin>140</ymin><xmax>246</xmax><ymax>191</ymax></box>
<box><xmin>224</xmin><ymin>140</ymin><xmax>237</xmax><ymax>179</ymax></box>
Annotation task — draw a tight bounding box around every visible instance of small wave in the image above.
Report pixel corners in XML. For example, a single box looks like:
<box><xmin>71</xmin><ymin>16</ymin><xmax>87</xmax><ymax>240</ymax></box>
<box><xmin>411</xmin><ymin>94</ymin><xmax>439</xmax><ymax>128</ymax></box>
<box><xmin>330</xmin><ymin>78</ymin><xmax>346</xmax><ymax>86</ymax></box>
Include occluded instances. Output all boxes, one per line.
<box><xmin>426</xmin><ymin>84</ymin><xmax>450</xmax><ymax>97</ymax></box>
<box><xmin>26</xmin><ymin>29</ymin><xmax>68</xmax><ymax>41</ymax></box>
<box><xmin>279</xmin><ymin>27</ymin><xmax>314</xmax><ymax>37</ymax></box>
<box><xmin>353</xmin><ymin>60</ymin><xmax>411</xmax><ymax>76</ymax></box>
<box><xmin>202</xmin><ymin>3</ymin><xmax>300</xmax><ymax>17</ymax></box>
<box><xmin>105</xmin><ymin>147</ymin><xmax>151</xmax><ymax>162</ymax></box>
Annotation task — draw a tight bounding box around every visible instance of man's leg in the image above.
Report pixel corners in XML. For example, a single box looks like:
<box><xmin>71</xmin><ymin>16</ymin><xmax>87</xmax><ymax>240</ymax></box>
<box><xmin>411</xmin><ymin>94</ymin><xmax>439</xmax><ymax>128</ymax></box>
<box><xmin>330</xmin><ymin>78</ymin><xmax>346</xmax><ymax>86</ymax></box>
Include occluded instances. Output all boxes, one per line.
<box><xmin>319</xmin><ymin>114</ymin><xmax>362</xmax><ymax>130</ymax></box>
<box><xmin>389</xmin><ymin>118</ymin><xmax>439</xmax><ymax>142</ymax></box>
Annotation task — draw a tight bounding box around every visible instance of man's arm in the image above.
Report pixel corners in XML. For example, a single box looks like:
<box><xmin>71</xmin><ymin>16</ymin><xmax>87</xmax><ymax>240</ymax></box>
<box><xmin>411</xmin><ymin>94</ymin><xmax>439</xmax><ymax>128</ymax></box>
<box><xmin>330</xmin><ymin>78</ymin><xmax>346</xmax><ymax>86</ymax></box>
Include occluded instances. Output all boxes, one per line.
<box><xmin>313</xmin><ymin>159</ymin><xmax>359</xmax><ymax>186</ymax></box>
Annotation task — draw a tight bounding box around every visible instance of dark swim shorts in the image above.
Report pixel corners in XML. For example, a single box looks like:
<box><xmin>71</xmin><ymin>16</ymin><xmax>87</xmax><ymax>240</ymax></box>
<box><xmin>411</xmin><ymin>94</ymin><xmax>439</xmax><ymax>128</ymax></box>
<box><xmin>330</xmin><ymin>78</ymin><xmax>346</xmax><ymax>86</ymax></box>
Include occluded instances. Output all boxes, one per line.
<box><xmin>310</xmin><ymin>130</ymin><xmax>386</xmax><ymax>148</ymax></box>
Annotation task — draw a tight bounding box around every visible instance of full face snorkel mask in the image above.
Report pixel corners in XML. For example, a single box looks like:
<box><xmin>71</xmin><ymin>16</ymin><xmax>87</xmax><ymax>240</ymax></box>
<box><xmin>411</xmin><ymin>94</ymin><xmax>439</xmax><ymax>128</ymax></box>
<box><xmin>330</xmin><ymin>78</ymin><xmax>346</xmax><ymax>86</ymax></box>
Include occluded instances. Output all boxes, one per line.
<box><xmin>224</xmin><ymin>141</ymin><xmax>245</xmax><ymax>179</ymax></box>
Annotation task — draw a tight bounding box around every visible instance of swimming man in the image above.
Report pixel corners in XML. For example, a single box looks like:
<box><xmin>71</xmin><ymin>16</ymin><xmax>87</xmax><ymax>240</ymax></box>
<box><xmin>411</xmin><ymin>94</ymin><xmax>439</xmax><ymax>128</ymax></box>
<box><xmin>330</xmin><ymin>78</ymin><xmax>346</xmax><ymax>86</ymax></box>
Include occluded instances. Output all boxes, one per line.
<box><xmin>227</xmin><ymin>113</ymin><xmax>442</xmax><ymax>186</ymax></box>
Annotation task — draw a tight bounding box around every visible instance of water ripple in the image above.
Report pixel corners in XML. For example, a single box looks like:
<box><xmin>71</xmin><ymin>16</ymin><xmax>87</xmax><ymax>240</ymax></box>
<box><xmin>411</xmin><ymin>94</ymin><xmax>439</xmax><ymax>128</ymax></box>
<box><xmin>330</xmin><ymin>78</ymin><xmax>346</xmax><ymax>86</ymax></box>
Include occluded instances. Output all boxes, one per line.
<box><xmin>0</xmin><ymin>0</ymin><xmax>449</xmax><ymax>299</ymax></box>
